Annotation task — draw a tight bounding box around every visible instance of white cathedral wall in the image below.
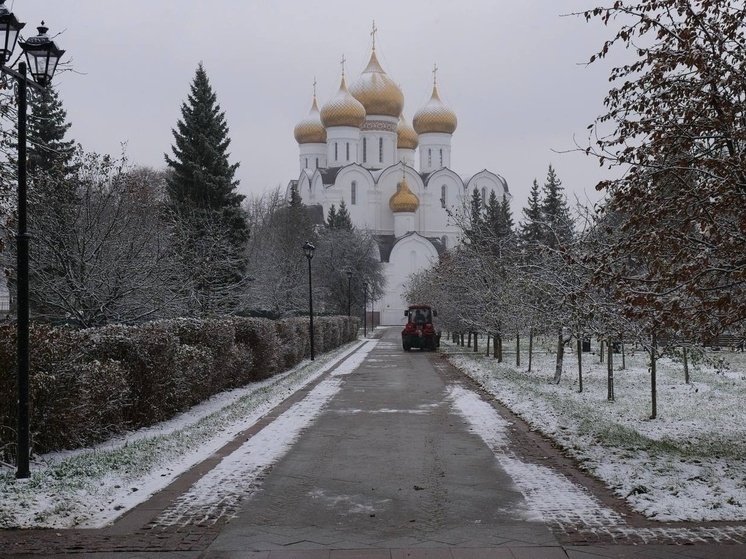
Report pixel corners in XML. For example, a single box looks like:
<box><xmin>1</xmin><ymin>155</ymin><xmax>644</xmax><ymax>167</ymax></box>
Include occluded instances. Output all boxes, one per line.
<box><xmin>379</xmin><ymin>234</ymin><xmax>440</xmax><ymax>325</ymax></box>
<box><xmin>332</xmin><ymin>166</ymin><xmax>376</xmax><ymax>228</ymax></box>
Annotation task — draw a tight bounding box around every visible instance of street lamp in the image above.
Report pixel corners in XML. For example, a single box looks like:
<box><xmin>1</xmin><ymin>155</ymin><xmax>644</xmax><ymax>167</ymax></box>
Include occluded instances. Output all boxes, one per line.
<box><xmin>345</xmin><ymin>269</ymin><xmax>352</xmax><ymax>317</ymax></box>
<box><xmin>303</xmin><ymin>241</ymin><xmax>315</xmax><ymax>360</ymax></box>
<box><xmin>0</xmin><ymin>1</ymin><xmax>65</xmax><ymax>479</ymax></box>
<box><xmin>363</xmin><ymin>281</ymin><xmax>368</xmax><ymax>338</ymax></box>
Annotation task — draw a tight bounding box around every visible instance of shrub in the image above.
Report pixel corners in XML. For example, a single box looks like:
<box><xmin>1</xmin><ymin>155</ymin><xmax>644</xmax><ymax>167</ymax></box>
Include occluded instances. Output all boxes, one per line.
<box><xmin>0</xmin><ymin>314</ymin><xmax>357</xmax><ymax>460</ymax></box>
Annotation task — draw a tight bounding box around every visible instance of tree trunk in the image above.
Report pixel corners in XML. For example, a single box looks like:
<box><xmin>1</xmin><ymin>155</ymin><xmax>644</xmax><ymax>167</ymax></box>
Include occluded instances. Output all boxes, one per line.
<box><xmin>473</xmin><ymin>332</ymin><xmax>478</xmax><ymax>353</ymax></box>
<box><xmin>650</xmin><ymin>332</ymin><xmax>658</xmax><ymax>419</ymax></box>
<box><xmin>516</xmin><ymin>332</ymin><xmax>521</xmax><ymax>367</ymax></box>
<box><xmin>683</xmin><ymin>346</ymin><xmax>690</xmax><ymax>384</ymax></box>
<box><xmin>497</xmin><ymin>333</ymin><xmax>503</xmax><ymax>363</ymax></box>
<box><xmin>460</xmin><ymin>332</ymin><xmax>464</xmax><ymax>346</ymax></box>
<box><xmin>607</xmin><ymin>337</ymin><xmax>614</xmax><ymax>401</ymax></box>
<box><xmin>468</xmin><ymin>332</ymin><xmax>472</xmax><ymax>348</ymax></box>
<box><xmin>577</xmin><ymin>337</ymin><xmax>583</xmax><ymax>393</ymax></box>
<box><xmin>493</xmin><ymin>334</ymin><xmax>498</xmax><ymax>358</ymax></box>
<box><xmin>528</xmin><ymin>327</ymin><xmax>534</xmax><ymax>372</ymax></box>
<box><xmin>486</xmin><ymin>333</ymin><xmax>491</xmax><ymax>356</ymax></box>
<box><xmin>621</xmin><ymin>340</ymin><xmax>626</xmax><ymax>370</ymax></box>
<box><xmin>553</xmin><ymin>329</ymin><xmax>563</xmax><ymax>384</ymax></box>
<box><xmin>600</xmin><ymin>339</ymin><xmax>605</xmax><ymax>363</ymax></box>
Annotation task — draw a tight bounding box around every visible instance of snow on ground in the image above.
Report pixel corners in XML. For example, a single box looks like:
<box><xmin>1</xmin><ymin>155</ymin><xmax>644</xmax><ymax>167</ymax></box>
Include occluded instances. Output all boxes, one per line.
<box><xmin>3</xmin><ymin>330</ymin><xmax>745</xmax><ymax>531</ymax></box>
<box><xmin>0</xmin><ymin>339</ymin><xmax>376</xmax><ymax>529</ymax></box>
<box><xmin>445</xmin><ymin>338</ymin><xmax>746</xmax><ymax>522</ymax></box>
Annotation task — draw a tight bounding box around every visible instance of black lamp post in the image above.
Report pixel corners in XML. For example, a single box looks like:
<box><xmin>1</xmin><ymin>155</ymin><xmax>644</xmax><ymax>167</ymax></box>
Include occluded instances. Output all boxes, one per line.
<box><xmin>345</xmin><ymin>269</ymin><xmax>352</xmax><ymax>317</ymax></box>
<box><xmin>363</xmin><ymin>282</ymin><xmax>368</xmax><ymax>338</ymax></box>
<box><xmin>303</xmin><ymin>241</ymin><xmax>315</xmax><ymax>360</ymax></box>
<box><xmin>0</xmin><ymin>2</ymin><xmax>65</xmax><ymax>479</ymax></box>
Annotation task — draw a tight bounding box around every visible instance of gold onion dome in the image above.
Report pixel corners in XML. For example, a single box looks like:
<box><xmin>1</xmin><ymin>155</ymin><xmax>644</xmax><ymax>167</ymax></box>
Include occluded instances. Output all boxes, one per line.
<box><xmin>413</xmin><ymin>84</ymin><xmax>457</xmax><ymax>135</ymax></box>
<box><xmin>294</xmin><ymin>96</ymin><xmax>327</xmax><ymax>144</ymax></box>
<box><xmin>320</xmin><ymin>75</ymin><xmax>366</xmax><ymax>128</ymax></box>
<box><xmin>349</xmin><ymin>50</ymin><xmax>404</xmax><ymax>118</ymax></box>
<box><xmin>389</xmin><ymin>177</ymin><xmax>420</xmax><ymax>213</ymax></box>
<box><xmin>397</xmin><ymin>114</ymin><xmax>419</xmax><ymax>150</ymax></box>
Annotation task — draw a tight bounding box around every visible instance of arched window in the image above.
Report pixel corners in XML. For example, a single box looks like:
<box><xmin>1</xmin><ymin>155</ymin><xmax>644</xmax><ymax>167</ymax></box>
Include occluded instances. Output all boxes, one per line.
<box><xmin>351</xmin><ymin>181</ymin><xmax>357</xmax><ymax>205</ymax></box>
<box><xmin>305</xmin><ymin>157</ymin><xmax>308</xmax><ymax>168</ymax></box>
<box><xmin>440</xmin><ymin>185</ymin><xmax>447</xmax><ymax>208</ymax></box>
<box><xmin>346</xmin><ymin>142</ymin><xmax>350</xmax><ymax>161</ymax></box>
<box><xmin>334</xmin><ymin>143</ymin><xmax>338</xmax><ymax>161</ymax></box>
<box><xmin>481</xmin><ymin>187</ymin><xmax>487</xmax><ymax>208</ymax></box>
<box><xmin>363</xmin><ymin>137</ymin><xmax>367</xmax><ymax>163</ymax></box>
<box><xmin>315</xmin><ymin>157</ymin><xmax>319</xmax><ymax>168</ymax></box>
<box><xmin>439</xmin><ymin>148</ymin><xmax>443</xmax><ymax>166</ymax></box>
<box><xmin>379</xmin><ymin>137</ymin><xmax>383</xmax><ymax>163</ymax></box>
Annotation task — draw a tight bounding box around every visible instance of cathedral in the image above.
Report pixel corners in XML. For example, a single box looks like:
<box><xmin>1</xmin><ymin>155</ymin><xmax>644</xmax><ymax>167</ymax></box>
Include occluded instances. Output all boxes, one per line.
<box><xmin>288</xmin><ymin>32</ymin><xmax>510</xmax><ymax>325</ymax></box>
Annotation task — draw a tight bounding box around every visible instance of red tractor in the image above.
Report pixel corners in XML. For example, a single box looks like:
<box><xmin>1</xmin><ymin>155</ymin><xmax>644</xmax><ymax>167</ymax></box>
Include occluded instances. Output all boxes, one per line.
<box><xmin>402</xmin><ymin>304</ymin><xmax>441</xmax><ymax>351</ymax></box>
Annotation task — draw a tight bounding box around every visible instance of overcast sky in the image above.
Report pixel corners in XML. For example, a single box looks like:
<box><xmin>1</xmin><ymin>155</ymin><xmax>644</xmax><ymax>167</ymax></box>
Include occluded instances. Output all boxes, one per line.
<box><xmin>13</xmin><ymin>0</ymin><xmax>626</xmax><ymax>215</ymax></box>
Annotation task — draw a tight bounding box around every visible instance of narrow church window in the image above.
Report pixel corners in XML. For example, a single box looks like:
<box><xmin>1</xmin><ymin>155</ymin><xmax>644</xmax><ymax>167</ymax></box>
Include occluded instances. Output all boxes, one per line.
<box><xmin>482</xmin><ymin>187</ymin><xmax>487</xmax><ymax>208</ymax></box>
<box><xmin>439</xmin><ymin>149</ymin><xmax>443</xmax><ymax>166</ymax></box>
<box><xmin>346</xmin><ymin>142</ymin><xmax>350</xmax><ymax>161</ymax></box>
<box><xmin>335</xmin><ymin>143</ymin><xmax>338</xmax><ymax>161</ymax></box>
<box><xmin>428</xmin><ymin>149</ymin><xmax>432</xmax><ymax>166</ymax></box>
<box><xmin>379</xmin><ymin>137</ymin><xmax>383</xmax><ymax>163</ymax></box>
<box><xmin>305</xmin><ymin>157</ymin><xmax>308</xmax><ymax>168</ymax></box>
<box><xmin>441</xmin><ymin>185</ymin><xmax>447</xmax><ymax>208</ymax></box>
<box><xmin>363</xmin><ymin>138</ymin><xmax>367</xmax><ymax>163</ymax></box>
<box><xmin>351</xmin><ymin>181</ymin><xmax>357</xmax><ymax>205</ymax></box>
<box><xmin>315</xmin><ymin>157</ymin><xmax>319</xmax><ymax>168</ymax></box>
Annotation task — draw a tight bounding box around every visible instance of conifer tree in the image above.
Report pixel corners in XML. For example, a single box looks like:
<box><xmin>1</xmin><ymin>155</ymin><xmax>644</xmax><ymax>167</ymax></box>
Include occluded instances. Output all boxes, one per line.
<box><xmin>540</xmin><ymin>164</ymin><xmax>574</xmax><ymax>250</ymax></box>
<box><xmin>326</xmin><ymin>200</ymin><xmax>353</xmax><ymax>230</ymax></box>
<box><xmin>27</xmin><ymin>86</ymin><xmax>77</xmax><ymax>178</ymax></box>
<box><xmin>165</xmin><ymin>63</ymin><xmax>248</xmax><ymax>315</ymax></box>
<box><xmin>519</xmin><ymin>179</ymin><xmax>544</xmax><ymax>250</ymax></box>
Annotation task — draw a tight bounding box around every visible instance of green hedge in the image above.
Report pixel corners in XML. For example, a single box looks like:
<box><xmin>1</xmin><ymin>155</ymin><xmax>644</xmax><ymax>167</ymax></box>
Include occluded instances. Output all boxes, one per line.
<box><xmin>0</xmin><ymin>316</ymin><xmax>359</xmax><ymax>463</ymax></box>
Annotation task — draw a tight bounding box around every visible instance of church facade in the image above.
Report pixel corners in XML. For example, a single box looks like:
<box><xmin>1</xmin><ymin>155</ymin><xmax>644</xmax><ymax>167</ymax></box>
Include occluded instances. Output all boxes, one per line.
<box><xmin>288</xmin><ymin>37</ymin><xmax>510</xmax><ymax>325</ymax></box>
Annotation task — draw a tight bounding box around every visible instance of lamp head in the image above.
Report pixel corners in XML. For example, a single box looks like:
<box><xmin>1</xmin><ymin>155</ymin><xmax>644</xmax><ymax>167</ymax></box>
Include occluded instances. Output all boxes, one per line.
<box><xmin>0</xmin><ymin>1</ymin><xmax>25</xmax><ymax>65</ymax></box>
<box><xmin>302</xmin><ymin>241</ymin><xmax>315</xmax><ymax>260</ymax></box>
<box><xmin>20</xmin><ymin>22</ymin><xmax>65</xmax><ymax>86</ymax></box>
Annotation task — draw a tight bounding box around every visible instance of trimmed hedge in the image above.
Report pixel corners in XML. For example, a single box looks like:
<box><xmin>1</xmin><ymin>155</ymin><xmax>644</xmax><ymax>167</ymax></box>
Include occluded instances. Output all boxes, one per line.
<box><xmin>0</xmin><ymin>316</ymin><xmax>359</xmax><ymax>463</ymax></box>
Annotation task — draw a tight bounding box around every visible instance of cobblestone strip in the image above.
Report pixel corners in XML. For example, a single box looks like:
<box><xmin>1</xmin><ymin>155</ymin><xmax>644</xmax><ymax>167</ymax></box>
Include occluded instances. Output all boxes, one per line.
<box><xmin>446</xmin><ymin>383</ymin><xmax>746</xmax><ymax>545</ymax></box>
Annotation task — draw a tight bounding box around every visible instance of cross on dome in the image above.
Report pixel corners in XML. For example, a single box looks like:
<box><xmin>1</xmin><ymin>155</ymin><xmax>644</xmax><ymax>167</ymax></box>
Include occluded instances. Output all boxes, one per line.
<box><xmin>371</xmin><ymin>20</ymin><xmax>378</xmax><ymax>50</ymax></box>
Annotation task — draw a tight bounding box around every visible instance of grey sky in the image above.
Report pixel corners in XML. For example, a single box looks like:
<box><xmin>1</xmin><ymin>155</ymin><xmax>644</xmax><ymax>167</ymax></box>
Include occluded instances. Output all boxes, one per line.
<box><xmin>15</xmin><ymin>0</ymin><xmax>623</xmax><ymax>214</ymax></box>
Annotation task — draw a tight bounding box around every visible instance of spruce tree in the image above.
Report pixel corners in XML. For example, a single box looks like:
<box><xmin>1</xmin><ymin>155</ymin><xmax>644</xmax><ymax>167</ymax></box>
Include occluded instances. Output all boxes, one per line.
<box><xmin>165</xmin><ymin>63</ymin><xmax>245</xmax><ymax>216</ymax></box>
<box><xmin>165</xmin><ymin>63</ymin><xmax>248</xmax><ymax>315</ymax></box>
<box><xmin>27</xmin><ymin>86</ymin><xmax>77</xmax><ymax>178</ymax></box>
<box><xmin>327</xmin><ymin>200</ymin><xmax>353</xmax><ymax>230</ymax></box>
<box><xmin>540</xmin><ymin>164</ymin><xmax>574</xmax><ymax>250</ymax></box>
<box><xmin>519</xmin><ymin>179</ymin><xmax>544</xmax><ymax>249</ymax></box>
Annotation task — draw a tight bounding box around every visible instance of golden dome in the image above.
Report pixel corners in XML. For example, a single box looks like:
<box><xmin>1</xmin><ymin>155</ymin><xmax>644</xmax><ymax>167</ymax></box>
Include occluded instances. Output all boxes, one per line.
<box><xmin>349</xmin><ymin>50</ymin><xmax>404</xmax><ymax>118</ymax></box>
<box><xmin>397</xmin><ymin>114</ymin><xmax>419</xmax><ymax>150</ymax></box>
<box><xmin>320</xmin><ymin>75</ymin><xmax>366</xmax><ymax>129</ymax></box>
<box><xmin>413</xmin><ymin>84</ymin><xmax>457</xmax><ymax>135</ymax></box>
<box><xmin>294</xmin><ymin>96</ymin><xmax>327</xmax><ymax>144</ymax></box>
<box><xmin>389</xmin><ymin>177</ymin><xmax>420</xmax><ymax>213</ymax></box>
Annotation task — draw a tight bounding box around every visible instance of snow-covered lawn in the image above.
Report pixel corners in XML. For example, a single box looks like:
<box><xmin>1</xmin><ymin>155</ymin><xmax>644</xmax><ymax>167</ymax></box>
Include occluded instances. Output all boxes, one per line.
<box><xmin>445</xmin><ymin>337</ymin><xmax>746</xmax><ymax>522</ymax></box>
<box><xmin>0</xmin><ymin>340</ymin><xmax>369</xmax><ymax>529</ymax></box>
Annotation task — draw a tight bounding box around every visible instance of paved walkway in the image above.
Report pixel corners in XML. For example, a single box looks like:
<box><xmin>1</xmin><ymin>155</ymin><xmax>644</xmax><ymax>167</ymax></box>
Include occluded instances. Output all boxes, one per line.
<box><xmin>3</xmin><ymin>328</ymin><xmax>745</xmax><ymax>558</ymax></box>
